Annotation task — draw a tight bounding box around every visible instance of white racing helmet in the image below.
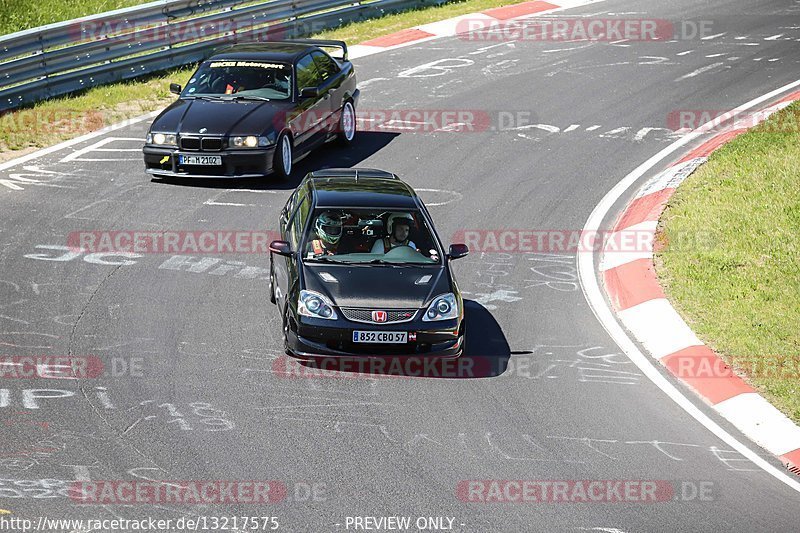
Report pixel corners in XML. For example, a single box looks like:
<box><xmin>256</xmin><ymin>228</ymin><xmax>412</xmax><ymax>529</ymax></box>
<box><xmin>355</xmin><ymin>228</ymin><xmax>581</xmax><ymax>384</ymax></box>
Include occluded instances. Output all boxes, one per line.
<box><xmin>387</xmin><ymin>212</ymin><xmax>415</xmax><ymax>235</ymax></box>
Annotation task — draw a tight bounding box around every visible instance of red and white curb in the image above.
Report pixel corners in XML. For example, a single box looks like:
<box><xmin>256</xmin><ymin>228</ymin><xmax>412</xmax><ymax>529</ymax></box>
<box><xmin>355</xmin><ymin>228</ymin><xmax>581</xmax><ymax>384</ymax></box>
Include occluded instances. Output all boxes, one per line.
<box><xmin>600</xmin><ymin>89</ymin><xmax>800</xmax><ymax>476</ymax></box>
<box><xmin>348</xmin><ymin>0</ymin><xmax>605</xmax><ymax>59</ymax></box>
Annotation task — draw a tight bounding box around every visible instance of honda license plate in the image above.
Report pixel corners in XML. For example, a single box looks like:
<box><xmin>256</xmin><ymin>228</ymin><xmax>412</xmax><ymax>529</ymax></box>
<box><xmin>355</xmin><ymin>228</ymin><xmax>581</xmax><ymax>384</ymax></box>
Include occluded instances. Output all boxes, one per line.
<box><xmin>352</xmin><ymin>331</ymin><xmax>408</xmax><ymax>344</ymax></box>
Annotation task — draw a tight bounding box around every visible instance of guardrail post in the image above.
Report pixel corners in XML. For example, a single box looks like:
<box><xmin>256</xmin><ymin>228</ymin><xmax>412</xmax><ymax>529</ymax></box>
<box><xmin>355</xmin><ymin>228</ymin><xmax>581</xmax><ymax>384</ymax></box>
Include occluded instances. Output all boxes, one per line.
<box><xmin>38</xmin><ymin>30</ymin><xmax>52</xmax><ymax>102</ymax></box>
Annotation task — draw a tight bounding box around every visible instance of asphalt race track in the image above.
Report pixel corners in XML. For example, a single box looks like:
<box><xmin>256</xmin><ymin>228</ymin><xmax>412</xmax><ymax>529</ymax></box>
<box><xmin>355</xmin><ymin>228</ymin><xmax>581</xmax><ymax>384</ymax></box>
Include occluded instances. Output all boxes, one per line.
<box><xmin>1</xmin><ymin>0</ymin><xmax>799</xmax><ymax>530</ymax></box>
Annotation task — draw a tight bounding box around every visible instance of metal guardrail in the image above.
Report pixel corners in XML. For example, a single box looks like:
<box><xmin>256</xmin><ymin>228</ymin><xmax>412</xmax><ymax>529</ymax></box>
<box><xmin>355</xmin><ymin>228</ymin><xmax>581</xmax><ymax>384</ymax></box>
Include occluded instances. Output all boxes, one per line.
<box><xmin>0</xmin><ymin>0</ymin><xmax>446</xmax><ymax>112</ymax></box>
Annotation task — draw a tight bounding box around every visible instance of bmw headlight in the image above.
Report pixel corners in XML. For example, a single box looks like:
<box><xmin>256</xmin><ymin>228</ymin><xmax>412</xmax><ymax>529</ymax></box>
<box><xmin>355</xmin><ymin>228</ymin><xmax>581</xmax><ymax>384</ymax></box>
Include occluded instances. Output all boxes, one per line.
<box><xmin>422</xmin><ymin>293</ymin><xmax>458</xmax><ymax>322</ymax></box>
<box><xmin>231</xmin><ymin>135</ymin><xmax>270</xmax><ymax>148</ymax></box>
<box><xmin>148</xmin><ymin>132</ymin><xmax>177</xmax><ymax>146</ymax></box>
<box><xmin>298</xmin><ymin>290</ymin><xmax>338</xmax><ymax>320</ymax></box>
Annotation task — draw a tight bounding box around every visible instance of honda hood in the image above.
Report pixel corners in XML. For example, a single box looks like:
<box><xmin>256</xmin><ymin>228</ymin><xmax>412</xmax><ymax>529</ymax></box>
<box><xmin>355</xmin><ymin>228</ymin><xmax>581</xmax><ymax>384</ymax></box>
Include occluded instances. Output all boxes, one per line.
<box><xmin>301</xmin><ymin>264</ymin><xmax>452</xmax><ymax>309</ymax></box>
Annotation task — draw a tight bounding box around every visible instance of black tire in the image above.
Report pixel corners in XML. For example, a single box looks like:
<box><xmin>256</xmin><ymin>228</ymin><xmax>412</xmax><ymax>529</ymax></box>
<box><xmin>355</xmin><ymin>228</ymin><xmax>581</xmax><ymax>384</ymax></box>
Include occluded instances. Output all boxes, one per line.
<box><xmin>336</xmin><ymin>100</ymin><xmax>356</xmax><ymax>146</ymax></box>
<box><xmin>269</xmin><ymin>260</ymin><xmax>276</xmax><ymax>304</ymax></box>
<box><xmin>273</xmin><ymin>133</ymin><xmax>293</xmax><ymax>179</ymax></box>
<box><xmin>282</xmin><ymin>305</ymin><xmax>293</xmax><ymax>356</ymax></box>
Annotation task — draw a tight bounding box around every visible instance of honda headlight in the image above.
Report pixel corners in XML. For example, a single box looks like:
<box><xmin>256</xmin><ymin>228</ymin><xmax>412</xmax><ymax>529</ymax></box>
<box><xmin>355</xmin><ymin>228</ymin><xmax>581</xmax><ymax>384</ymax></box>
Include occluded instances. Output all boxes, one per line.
<box><xmin>298</xmin><ymin>290</ymin><xmax>338</xmax><ymax>320</ymax></box>
<box><xmin>148</xmin><ymin>132</ymin><xmax>177</xmax><ymax>146</ymax></box>
<box><xmin>422</xmin><ymin>293</ymin><xmax>458</xmax><ymax>322</ymax></box>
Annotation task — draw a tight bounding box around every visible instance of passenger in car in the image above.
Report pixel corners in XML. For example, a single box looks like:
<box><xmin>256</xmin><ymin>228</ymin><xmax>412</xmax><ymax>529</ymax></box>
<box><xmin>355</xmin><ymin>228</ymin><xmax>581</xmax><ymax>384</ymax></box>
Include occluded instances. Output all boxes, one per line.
<box><xmin>371</xmin><ymin>213</ymin><xmax>417</xmax><ymax>253</ymax></box>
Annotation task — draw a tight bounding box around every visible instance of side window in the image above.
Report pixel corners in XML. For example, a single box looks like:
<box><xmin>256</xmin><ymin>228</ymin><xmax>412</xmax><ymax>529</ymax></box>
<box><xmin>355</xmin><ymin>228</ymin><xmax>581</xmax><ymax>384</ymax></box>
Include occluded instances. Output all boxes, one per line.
<box><xmin>311</xmin><ymin>51</ymin><xmax>339</xmax><ymax>83</ymax></box>
<box><xmin>295</xmin><ymin>54</ymin><xmax>321</xmax><ymax>92</ymax></box>
<box><xmin>282</xmin><ymin>190</ymin><xmax>298</xmax><ymax>224</ymax></box>
<box><xmin>290</xmin><ymin>197</ymin><xmax>310</xmax><ymax>247</ymax></box>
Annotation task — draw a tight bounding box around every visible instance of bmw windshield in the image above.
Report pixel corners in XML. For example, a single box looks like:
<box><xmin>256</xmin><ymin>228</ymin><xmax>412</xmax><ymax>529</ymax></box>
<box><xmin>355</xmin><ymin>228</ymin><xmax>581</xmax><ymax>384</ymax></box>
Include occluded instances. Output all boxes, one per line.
<box><xmin>302</xmin><ymin>208</ymin><xmax>443</xmax><ymax>264</ymax></box>
<box><xmin>181</xmin><ymin>60</ymin><xmax>293</xmax><ymax>101</ymax></box>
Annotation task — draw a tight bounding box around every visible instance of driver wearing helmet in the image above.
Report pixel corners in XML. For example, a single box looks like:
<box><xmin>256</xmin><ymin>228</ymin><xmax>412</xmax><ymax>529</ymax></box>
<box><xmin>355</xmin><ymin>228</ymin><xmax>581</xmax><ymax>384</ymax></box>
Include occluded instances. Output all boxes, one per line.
<box><xmin>371</xmin><ymin>213</ymin><xmax>417</xmax><ymax>254</ymax></box>
<box><xmin>307</xmin><ymin>211</ymin><xmax>343</xmax><ymax>257</ymax></box>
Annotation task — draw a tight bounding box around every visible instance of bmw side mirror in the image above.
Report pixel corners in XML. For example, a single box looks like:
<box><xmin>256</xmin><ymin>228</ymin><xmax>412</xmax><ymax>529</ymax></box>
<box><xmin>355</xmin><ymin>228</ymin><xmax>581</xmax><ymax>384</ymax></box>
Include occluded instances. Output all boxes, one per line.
<box><xmin>300</xmin><ymin>87</ymin><xmax>319</xmax><ymax>99</ymax></box>
<box><xmin>269</xmin><ymin>240</ymin><xmax>293</xmax><ymax>257</ymax></box>
<box><xmin>170</xmin><ymin>83</ymin><xmax>182</xmax><ymax>95</ymax></box>
<box><xmin>447</xmin><ymin>244</ymin><xmax>469</xmax><ymax>260</ymax></box>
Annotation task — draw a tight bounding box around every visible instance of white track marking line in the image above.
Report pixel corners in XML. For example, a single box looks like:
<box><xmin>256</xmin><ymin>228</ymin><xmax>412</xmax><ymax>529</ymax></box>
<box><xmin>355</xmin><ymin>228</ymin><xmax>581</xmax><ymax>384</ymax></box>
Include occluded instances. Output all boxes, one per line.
<box><xmin>203</xmin><ymin>200</ymin><xmax>256</xmax><ymax>207</ymax></box>
<box><xmin>676</xmin><ymin>62</ymin><xmax>725</xmax><ymax>81</ymax></box>
<box><xmin>0</xmin><ymin>112</ymin><xmax>158</xmax><ymax>172</ymax></box>
<box><xmin>357</xmin><ymin>77</ymin><xmax>390</xmax><ymax>88</ymax></box>
<box><xmin>61</xmin><ymin>137</ymin><xmax>120</xmax><ymax>162</ymax></box>
<box><xmin>0</xmin><ymin>179</ymin><xmax>24</xmax><ymax>190</ymax></box>
<box><xmin>577</xmin><ymin>77</ymin><xmax>800</xmax><ymax>494</ymax></box>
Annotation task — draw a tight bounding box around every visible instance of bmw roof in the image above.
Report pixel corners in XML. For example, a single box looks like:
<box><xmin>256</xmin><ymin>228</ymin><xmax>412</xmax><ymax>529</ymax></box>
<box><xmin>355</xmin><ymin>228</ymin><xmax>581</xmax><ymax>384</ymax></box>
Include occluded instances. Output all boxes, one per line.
<box><xmin>209</xmin><ymin>43</ymin><xmax>314</xmax><ymax>63</ymax></box>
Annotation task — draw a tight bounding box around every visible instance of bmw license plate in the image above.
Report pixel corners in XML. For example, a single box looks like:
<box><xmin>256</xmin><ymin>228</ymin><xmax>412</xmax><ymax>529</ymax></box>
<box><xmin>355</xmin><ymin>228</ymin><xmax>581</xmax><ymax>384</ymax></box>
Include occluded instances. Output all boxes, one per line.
<box><xmin>179</xmin><ymin>154</ymin><xmax>222</xmax><ymax>166</ymax></box>
<box><xmin>352</xmin><ymin>331</ymin><xmax>408</xmax><ymax>344</ymax></box>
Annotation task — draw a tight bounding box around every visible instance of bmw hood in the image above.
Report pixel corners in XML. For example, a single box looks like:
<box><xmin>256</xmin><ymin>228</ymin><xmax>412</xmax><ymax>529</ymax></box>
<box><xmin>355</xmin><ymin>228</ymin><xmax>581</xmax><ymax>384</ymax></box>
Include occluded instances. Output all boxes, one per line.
<box><xmin>150</xmin><ymin>98</ymin><xmax>293</xmax><ymax>136</ymax></box>
<box><xmin>301</xmin><ymin>265</ymin><xmax>452</xmax><ymax>309</ymax></box>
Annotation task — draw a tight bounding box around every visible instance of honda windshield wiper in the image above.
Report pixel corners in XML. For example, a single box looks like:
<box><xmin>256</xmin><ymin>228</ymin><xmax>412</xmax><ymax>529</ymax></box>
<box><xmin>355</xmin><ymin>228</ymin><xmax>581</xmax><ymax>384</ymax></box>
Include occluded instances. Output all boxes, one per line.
<box><xmin>364</xmin><ymin>259</ymin><xmax>415</xmax><ymax>266</ymax></box>
<box><xmin>184</xmin><ymin>95</ymin><xmax>223</xmax><ymax>101</ymax></box>
<box><xmin>304</xmin><ymin>256</ymin><xmax>346</xmax><ymax>263</ymax></box>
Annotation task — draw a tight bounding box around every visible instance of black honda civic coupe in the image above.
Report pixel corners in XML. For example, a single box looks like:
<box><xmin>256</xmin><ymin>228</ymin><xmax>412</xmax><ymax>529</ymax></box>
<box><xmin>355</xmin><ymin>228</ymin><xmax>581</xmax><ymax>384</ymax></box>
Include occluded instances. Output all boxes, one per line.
<box><xmin>143</xmin><ymin>40</ymin><xmax>359</xmax><ymax>179</ymax></box>
<box><xmin>269</xmin><ymin>168</ymin><xmax>470</xmax><ymax>358</ymax></box>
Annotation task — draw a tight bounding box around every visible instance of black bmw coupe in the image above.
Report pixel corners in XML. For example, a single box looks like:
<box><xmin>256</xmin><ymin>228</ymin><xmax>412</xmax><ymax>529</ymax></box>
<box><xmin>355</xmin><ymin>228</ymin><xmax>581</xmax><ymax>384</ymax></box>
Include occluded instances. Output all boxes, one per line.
<box><xmin>269</xmin><ymin>168</ymin><xmax>469</xmax><ymax>358</ymax></box>
<box><xmin>143</xmin><ymin>40</ymin><xmax>359</xmax><ymax>179</ymax></box>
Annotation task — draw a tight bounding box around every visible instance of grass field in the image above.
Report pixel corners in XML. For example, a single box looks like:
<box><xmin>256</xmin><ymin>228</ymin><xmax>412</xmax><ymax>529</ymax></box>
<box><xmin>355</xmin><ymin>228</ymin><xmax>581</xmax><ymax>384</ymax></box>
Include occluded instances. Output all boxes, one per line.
<box><xmin>656</xmin><ymin>102</ymin><xmax>800</xmax><ymax>423</ymax></box>
<box><xmin>0</xmin><ymin>0</ymin><xmax>149</xmax><ymax>35</ymax></box>
<box><xmin>0</xmin><ymin>0</ymin><xmax>514</xmax><ymax>160</ymax></box>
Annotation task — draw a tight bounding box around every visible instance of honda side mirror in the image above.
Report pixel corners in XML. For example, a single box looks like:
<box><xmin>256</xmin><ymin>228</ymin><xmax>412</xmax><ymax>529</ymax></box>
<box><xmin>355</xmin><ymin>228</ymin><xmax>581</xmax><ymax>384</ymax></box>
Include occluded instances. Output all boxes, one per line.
<box><xmin>447</xmin><ymin>244</ymin><xmax>469</xmax><ymax>260</ymax></box>
<box><xmin>269</xmin><ymin>240</ymin><xmax>293</xmax><ymax>257</ymax></box>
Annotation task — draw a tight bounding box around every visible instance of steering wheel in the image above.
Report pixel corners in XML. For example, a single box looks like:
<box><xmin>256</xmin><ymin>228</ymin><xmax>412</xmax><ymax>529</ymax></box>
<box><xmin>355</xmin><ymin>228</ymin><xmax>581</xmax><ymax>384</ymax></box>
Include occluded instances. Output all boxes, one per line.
<box><xmin>383</xmin><ymin>245</ymin><xmax>417</xmax><ymax>258</ymax></box>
